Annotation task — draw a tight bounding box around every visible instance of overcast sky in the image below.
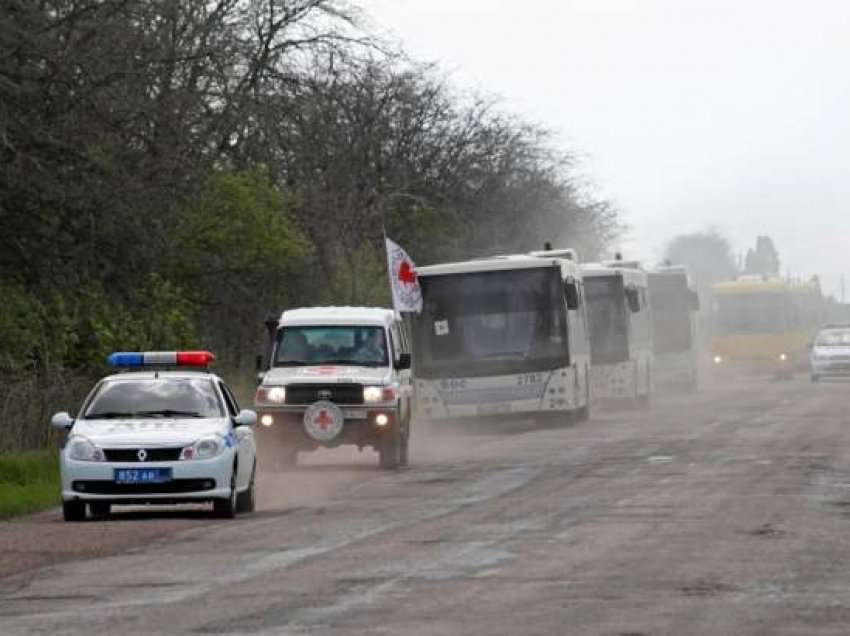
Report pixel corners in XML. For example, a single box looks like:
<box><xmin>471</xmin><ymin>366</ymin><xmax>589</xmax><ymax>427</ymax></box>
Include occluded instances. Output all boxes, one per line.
<box><xmin>367</xmin><ymin>0</ymin><xmax>850</xmax><ymax>298</ymax></box>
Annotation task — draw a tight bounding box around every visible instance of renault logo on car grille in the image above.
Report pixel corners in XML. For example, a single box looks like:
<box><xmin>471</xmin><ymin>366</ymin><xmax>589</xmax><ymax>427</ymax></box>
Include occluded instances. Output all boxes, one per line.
<box><xmin>318</xmin><ymin>389</ymin><xmax>333</xmax><ymax>400</ymax></box>
<box><xmin>137</xmin><ymin>449</ymin><xmax>148</xmax><ymax>462</ymax></box>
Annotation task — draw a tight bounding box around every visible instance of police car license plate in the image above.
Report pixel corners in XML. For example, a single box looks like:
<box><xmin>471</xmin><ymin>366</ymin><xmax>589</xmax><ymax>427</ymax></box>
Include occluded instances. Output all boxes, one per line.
<box><xmin>343</xmin><ymin>409</ymin><xmax>367</xmax><ymax>420</ymax></box>
<box><xmin>114</xmin><ymin>468</ymin><xmax>172</xmax><ymax>484</ymax></box>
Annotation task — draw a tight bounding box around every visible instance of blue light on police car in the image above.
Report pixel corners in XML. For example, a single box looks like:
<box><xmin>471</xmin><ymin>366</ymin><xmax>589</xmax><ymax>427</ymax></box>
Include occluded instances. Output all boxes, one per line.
<box><xmin>107</xmin><ymin>352</ymin><xmax>144</xmax><ymax>367</ymax></box>
<box><xmin>106</xmin><ymin>351</ymin><xmax>215</xmax><ymax>368</ymax></box>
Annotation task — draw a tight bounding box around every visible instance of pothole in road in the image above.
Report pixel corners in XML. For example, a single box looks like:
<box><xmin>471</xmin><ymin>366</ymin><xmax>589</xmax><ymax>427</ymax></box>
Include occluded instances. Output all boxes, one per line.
<box><xmin>748</xmin><ymin>523</ymin><xmax>787</xmax><ymax>539</ymax></box>
<box><xmin>678</xmin><ymin>579</ymin><xmax>738</xmax><ymax>597</ymax></box>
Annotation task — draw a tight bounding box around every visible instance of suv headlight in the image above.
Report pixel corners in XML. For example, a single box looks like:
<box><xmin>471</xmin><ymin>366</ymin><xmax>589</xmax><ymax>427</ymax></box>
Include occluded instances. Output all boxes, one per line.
<box><xmin>180</xmin><ymin>436</ymin><xmax>225</xmax><ymax>460</ymax></box>
<box><xmin>255</xmin><ymin>386</ymin><xmax>286</xmax><ymax>406</ymax></box>
<box><xmin>363</xmin><ymin>385</ymin><xmax>398</xmax><ymax>403</ymax></box>
<box><xmin>68</xmin><ymin>437</ymin><xmax>105</xmax><ymax>462</ymax></box>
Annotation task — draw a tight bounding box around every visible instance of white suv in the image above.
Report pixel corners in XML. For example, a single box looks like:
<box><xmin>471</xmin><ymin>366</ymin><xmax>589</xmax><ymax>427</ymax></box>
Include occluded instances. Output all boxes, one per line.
<box><xmin>255</xmin><ymin>307</ymin><xmax>413</xmax><ymax>469</ymax></box>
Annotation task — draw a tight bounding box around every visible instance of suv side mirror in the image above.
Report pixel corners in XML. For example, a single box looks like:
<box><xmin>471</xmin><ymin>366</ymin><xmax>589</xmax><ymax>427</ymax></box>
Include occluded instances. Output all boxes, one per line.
<box><xmin>234</xmin><ymin>409</ymin><xmax>257</xmax><ymax>427</ymax></box>
<box><xmin>50</xmin><ymin>412</ymin><xmax>74</xmax><ymax>430</ymax></box>
<box><xmin>564</xmin><ymin>281</ymin><xmax>580</xmax><ymax>310</ymax></box>
<box><xmin>396</xmin><ymin>353</ymin><xmax>412</xmax><ymax>370</ymax></box>
<box><xmin>255</xmin><ymin>354</ymin><xmax>264</xmax><ymax>372</ymax></box>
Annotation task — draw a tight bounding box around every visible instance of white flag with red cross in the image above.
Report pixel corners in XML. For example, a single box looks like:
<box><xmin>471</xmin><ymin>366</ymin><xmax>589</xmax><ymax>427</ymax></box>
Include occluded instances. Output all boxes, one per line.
<box><xmin>385</xmin><ymin>237</ymin><xmax>422</xmax><ymax>313</ymax></box>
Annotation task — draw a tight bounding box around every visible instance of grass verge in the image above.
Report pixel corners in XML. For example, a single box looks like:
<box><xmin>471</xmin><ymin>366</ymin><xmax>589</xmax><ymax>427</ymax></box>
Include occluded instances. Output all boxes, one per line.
<box><xmin>0</xmin><ymin>451</ymin><xmax>60</xmax><ymax>520</ymax></box>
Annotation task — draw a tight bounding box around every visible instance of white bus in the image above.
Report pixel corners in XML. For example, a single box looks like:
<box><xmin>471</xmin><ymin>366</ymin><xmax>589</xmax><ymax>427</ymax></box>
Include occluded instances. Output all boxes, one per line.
<box><xmin>412</xmin><ymin>251</ymin><xmax>591</xmax><ymax>424</ymax></box>
<box><xmin>581</xmin><ymin>262</ymin><xmax>654</xmax><ymax>405</ymax></box>
<box><xmin>648</xmin><ymin>266</ymin><xmax>701</xmax><ymax>392</ymax></box>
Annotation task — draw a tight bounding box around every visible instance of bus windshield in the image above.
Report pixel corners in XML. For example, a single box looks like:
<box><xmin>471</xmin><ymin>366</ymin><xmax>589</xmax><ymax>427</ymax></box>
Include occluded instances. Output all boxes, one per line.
<box><xmin>414</xmin><ymin>267</ymin><xmax>568</xmax><ymax>378</ymax></box>
<box><xmin>650</xmin><ymin>275</ymin><xmax>693</xmax><ymax>354</ymax></box>
<box><xmin>584</xmin><ymin>276</ymin><xmax>629</xmax><ymax>365</ymax></box>
<box><xmin>715</xmin><ymin>293</ymin><xmax>786</xmax><ymax>335</ymax></box>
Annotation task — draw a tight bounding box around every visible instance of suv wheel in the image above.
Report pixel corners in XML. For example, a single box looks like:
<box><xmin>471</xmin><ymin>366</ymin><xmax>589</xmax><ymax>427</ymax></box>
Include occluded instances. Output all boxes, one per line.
<box><xmin>379</xmin><ymin>426</ymin><xmax>401</xmax><ymax>470</ymax></box>
<box><xmin>399</xmin><ymin>417</ymin><xmax>410</xmax><ymax>467</ymax></box>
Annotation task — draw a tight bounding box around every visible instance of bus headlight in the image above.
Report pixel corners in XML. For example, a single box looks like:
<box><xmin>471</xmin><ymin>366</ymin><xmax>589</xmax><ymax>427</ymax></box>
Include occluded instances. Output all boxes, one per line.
<box><xmin>779</xmin><ymin>353</ymin><xmax>788</xmax><ymax>362</ymax></box>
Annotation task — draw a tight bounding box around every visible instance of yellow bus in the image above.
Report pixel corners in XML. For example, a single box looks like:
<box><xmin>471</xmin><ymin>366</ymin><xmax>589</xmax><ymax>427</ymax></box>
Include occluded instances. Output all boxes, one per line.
<box><xmin>710</xmin><ymin>277</ymin><xmax>823</xmax><ymax>377</ymax></box>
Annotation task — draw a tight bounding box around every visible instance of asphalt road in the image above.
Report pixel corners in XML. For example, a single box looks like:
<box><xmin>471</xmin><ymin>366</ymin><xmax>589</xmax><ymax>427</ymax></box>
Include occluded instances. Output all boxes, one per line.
<box><xmin>3</xmin><ymin>376</ymin><xmax>850</xmax><ymax>635</ymax></box>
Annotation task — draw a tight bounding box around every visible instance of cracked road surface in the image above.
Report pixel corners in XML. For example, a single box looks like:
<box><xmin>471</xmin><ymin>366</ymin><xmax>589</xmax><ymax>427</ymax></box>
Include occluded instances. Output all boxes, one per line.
<box><xmin>3</xmin><ymin>377</ymin><xmax>850</xmax><ymax>635</ymax></box>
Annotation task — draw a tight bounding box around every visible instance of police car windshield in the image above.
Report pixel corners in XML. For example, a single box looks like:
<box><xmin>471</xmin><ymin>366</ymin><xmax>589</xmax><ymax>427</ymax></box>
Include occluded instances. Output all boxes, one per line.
<box><xmin>274</xmin><ymin>326</ymin><xmax>388</xmax><ymax>367</ymax></box>
<box><xmin>84</xmin><ymin>378</ymin><xmax>224</xmax><ymax>419</ymax></box>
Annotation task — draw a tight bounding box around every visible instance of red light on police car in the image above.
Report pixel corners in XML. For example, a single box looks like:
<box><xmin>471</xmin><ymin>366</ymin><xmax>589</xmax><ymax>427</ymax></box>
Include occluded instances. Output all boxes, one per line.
<box><xmin>176</xmin><ymin>351</ymin><xmax>216</xmax><ymax>366</ymax></box>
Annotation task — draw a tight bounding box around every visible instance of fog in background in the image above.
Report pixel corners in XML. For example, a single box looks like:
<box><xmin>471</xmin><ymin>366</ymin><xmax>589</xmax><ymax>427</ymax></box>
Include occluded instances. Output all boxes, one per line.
<box><xmin>369</xmin><ymin>0</ymin><xmax>850</xmax><ymax>298</ymax></box>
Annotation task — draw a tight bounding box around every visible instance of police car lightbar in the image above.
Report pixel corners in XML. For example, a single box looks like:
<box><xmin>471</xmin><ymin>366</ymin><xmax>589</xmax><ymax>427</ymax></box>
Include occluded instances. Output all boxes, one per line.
<box><xmin>107</xmin><ymin>351</ymin><xmax>216</xmax><ymax>368</ymax></box>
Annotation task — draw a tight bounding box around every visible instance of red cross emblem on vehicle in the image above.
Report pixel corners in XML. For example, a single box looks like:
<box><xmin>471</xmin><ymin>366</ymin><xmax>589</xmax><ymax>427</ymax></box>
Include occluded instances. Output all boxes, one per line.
<box><xmin>315</xmin><ymin>409</ymin><xmax>333</xmax><ymax>430</ymax></box>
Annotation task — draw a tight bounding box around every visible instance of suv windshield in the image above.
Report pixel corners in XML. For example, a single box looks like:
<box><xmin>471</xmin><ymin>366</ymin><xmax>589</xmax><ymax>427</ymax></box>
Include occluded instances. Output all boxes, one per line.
<box><xmin>274</xmin><ymin>326</ymin><xmax>388</xmax><ymax>367</ymax></box>
<box><xmin>816</xmin><ymin>330</ymin><xmax>850</xmax><ymax>346</ymax></box>
<box><xmin>84</xmin><ymin>378</ymin><xmax>224</xmax><ymax>419</ymax></box>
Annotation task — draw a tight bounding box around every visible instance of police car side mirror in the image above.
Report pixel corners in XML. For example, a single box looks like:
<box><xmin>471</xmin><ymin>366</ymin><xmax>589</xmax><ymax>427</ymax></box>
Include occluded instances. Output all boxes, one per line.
<box><xmin>50</xmin><ymin>412</ymin><xmax>74</xmax><ymax>430</ymax></box>
<box><xmin>234</xmin><ymin>409</ymin><xmax>257</xmax><ymax>428</ymax></box>
<box><xmin>396</xmin><ymin>353</ymin><xmax>412</xmax><ymax>370</ymax></box>
<box><xmin>564</xmin><ymin>281</ymin><xmax>580</xmax><ymax>310</ymax></box>
<box><xmin>255</xmin><ymin>354</ymin><xmax>264</xmax><ymax>372</ymax></box>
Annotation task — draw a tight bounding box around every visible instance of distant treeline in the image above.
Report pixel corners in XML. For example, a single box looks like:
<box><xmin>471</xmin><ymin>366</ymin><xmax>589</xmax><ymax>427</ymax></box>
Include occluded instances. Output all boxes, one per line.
<box><xmin>0</xmin><ymin>1</ymin><xmax>619</xmax><ymax>451</ymax></box>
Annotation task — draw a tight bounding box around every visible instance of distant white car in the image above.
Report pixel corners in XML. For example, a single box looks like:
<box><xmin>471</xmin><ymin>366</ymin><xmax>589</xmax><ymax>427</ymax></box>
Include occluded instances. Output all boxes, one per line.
<box><xmin>810</xmin><ymin>326</ymin><xmax>850</xmax><ymax>382</ymax></box>
<box><xmin>51</xmin><ymin>351</ymin><xmax>257</xmax><ymax>521</ymax></box>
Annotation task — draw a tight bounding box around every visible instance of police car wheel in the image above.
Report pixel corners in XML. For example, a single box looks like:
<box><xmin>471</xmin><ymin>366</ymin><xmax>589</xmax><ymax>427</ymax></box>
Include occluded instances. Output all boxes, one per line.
<box><xmin>213</xmin><ymin>471</ymin><xmax>238</xmax><ymax>519</ymax></box>
<box><xmin>379</xmin><ymin>427</ymin><xmax>402</xmax><ymax>470</ymax></box>
<box><xmin>89</xmin><ymin>502</ymin><xmax>111</xmax><ymax>518</ymax></box>
<box><xmin>236</xmin><ymin>462</ymin><xmax>256</xmax><ymax>514</ymax></box>
<box><xmin>811</xmin><ymin>374</ymin><xmax>820</xmax><ymax>383</ymax></box>
<box><xmin>63</xmin><ymin>501</ymin><xmax>86</xmax><ymax>522</ymax></box>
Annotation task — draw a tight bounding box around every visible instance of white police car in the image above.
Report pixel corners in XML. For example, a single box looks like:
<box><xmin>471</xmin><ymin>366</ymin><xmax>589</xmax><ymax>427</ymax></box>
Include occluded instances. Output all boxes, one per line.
<box><xmin>51</xmin><ymin>351</ymin><xmax>257</xmax><ymax>521</ymax></box>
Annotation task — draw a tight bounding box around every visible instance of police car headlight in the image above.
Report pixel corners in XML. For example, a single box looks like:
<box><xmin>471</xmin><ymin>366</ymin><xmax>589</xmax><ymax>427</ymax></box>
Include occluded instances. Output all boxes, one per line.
<box><xmin>364</xmin><ymin>385</ymin><xmax>398</xmax><ymax>403</ymax></box>
<box><xmin>181</xmin><ymin>436</ymin><xmax>225</xmax><ymax>460</ymax></box>
<box><xmin>68</xmin><ymin>437</ymin><xmax>105</xmax><ymax>462</ymax></box>
<box><xmin>254</xmin><ymin>386</ymin><xmax>286</xmax><ymax>406</ymax></box>
<box><xmin>779</xmin><ymin>353</ymin><xmax>788</xmax><ymax>362</ymax></box>
<box><xmin>713</xmin><ymin>355</ymin><xmax>723</xmax><ymax>365</ymax></box>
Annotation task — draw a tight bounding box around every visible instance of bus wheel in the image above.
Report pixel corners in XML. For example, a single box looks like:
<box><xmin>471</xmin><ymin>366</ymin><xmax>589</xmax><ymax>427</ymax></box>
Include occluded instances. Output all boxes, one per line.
<box><xmin>577</xmin><ymin>403</ymin><xmax>590</xmax><ymax>422</ymax></box>
<box><xmin>636</xmin><ymin>394</ymin><xmax>652</xmax><ymax>409</ymax></box>
<box><xmin>811</xmin><ymin>374</ymin><xmax>820</xmax><ymax>383</ymax></box>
